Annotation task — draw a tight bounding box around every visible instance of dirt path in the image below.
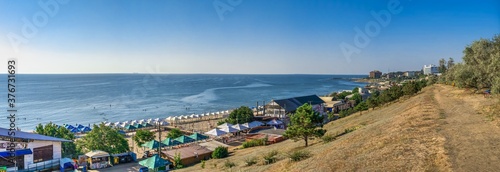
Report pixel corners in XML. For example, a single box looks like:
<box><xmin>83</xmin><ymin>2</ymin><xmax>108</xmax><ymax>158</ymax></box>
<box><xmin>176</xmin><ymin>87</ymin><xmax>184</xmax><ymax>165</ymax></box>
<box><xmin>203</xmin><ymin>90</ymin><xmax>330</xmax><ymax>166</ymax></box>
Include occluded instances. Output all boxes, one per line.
<box><xmin>433</xmin><ymin>85</ymin><xmax>500</xmax><ymax>172</ymax></box>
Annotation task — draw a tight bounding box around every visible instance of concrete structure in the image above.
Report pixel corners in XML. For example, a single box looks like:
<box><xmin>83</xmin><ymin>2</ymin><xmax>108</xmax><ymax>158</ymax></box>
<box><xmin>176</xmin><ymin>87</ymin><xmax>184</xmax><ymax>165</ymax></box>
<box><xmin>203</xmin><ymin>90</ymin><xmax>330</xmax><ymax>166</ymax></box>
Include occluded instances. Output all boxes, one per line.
<box><xmin>319</xmin><ymin>97</ymin><xmax>353</xmax><ymax>113</ymax></box>
<box><xmin>404</xmin><ymin>71</ymin><xmax>416</xmax><ymax>77</ymax></box>
<box><xmin>0</xmin><ymin>128</ymin><xmax>71</xmax><ymax>172</ymax></box>
<box><xmin>423</xmin><ymin>64</ymin><xmax>439</xmax><ymax>75</ymax></box>
<box><xmin>369</xmin><ymin>70</ymin><xmax>382</xmax><ymax>78</ymax></box>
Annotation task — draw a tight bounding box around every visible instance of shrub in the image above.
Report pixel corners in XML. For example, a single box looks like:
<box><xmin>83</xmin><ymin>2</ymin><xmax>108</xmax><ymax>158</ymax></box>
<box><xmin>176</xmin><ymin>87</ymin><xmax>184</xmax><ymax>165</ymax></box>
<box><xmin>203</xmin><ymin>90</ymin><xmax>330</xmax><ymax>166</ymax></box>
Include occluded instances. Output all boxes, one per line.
<box><xmin>262</xmin><ymin>150</ymin><xmax>279</xmax><ymax>165</ymax></box>
<box><xmin>244</xmin><ymin>156</ymin><xmax>257</xmax><ymax>166</ymax></box>
<box><xmin>242</xmin><ymin>138</ymin><xmax>267</xmax><ymax>148</ymax></box>
<box><xmin>224</xmin><ymin>160</ymin><xmax>236</xmax><ymax>168</ymax></box>
<box><xmin>287</xmin><ymin>150</ymin><xmax>311</xmax><ymax>162</ymax></box>
<box><xmin>321</xmin><ymin>134</ymin><xmax>336</xmax><ymax>143</ymax></box>
<box><xmin>201</xmin><ymin>160</ymin><xmax>205</xmax><ymax>169</ymax></box>
<box><xmin>173</xmin><ymin>152</ymin><xmax>183</xmax><ymax>169</ymax></box>
<box><xmin>212</xmin><ymin>146</ymin><xmax>229</xmax><ymax>159</ymax></box>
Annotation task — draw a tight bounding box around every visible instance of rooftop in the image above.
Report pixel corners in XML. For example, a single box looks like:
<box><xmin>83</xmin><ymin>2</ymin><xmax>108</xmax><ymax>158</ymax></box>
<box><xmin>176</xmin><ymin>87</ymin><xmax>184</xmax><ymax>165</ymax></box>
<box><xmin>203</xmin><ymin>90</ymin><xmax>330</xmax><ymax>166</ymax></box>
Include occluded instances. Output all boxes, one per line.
<box><xmin>0</xmin><ymin>127</ymin><xmax>72</xmax><ymax>142</ymax></box>
<box><xmin>163</xmin><ymin>145</ymin><xmax>213</xmax><ymax>159</ymax></box>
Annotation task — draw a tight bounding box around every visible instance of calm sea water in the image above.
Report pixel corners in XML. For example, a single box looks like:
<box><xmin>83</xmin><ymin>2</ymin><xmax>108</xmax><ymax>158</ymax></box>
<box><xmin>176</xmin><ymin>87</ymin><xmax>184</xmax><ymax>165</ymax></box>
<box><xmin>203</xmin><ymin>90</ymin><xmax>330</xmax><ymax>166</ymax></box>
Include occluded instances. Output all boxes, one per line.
<box><xmin>0</xmin><ymin>74</ymin><xmax>367</xmax><ymax>130</ymax></box>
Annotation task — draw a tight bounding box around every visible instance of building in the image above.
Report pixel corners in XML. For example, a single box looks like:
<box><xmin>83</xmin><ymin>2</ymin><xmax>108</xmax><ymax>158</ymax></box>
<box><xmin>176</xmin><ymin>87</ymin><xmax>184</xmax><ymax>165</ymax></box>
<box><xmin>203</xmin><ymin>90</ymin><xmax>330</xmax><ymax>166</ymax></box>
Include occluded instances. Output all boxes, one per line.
<box><xmin>319</xmin><ymin>97</ymin><xmax>352</xmax><ymax>113</ymax></box>
<box><xmin>346</xmin><ymin>87</ymin><xmax>372</xmax><ymax>102</ymax></box>
<box><xmin>369</xmin><ymin>70</ymin><xmax>382</xmax><ymax>78</ymax></box>
<box><xmin>163</xmin><ymin>145</ymin><xmax>213</xmax><ymax>166</ymax></box>
<box><xmin>404</xmin><ymin>71</ymin><xmax>416</xmax><ymax>77</ymax></box>
<box><xmin>265</xmin><ymin>95</ymin><xmax>326</xmax><ymax>118</ymax></box>
<box><xmin>423</xmin><ymin>64</ymin><xmax>439</xmax><ymax>75</ymax></box>
<box><xmin>0</xmin><ymin>127</ymin><xmax>71</xmax><ymax>172</ymax></box>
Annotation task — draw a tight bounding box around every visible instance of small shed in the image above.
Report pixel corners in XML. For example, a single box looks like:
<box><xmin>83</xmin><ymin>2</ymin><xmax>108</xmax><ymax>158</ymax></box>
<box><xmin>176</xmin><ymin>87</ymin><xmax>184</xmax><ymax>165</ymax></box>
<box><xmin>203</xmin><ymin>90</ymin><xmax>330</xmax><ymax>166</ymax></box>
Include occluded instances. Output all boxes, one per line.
<box><xmin>163</xmin><ymin>145</ymin><xmax>213</xmax><ymax>166</ymax></box>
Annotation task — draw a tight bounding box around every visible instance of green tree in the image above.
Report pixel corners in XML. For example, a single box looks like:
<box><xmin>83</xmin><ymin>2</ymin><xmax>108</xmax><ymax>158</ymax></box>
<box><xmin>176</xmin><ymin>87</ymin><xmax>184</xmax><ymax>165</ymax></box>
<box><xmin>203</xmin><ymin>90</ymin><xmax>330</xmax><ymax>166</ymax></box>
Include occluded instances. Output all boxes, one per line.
<box><xmin>354</xmin><ymin>101</ymin><xmax>368</xmax><ymax>115</ymax></box>
<box><xmin>173</xmin><ymin>152</ymin><xmax>183</xmax><ymax>169</ymax></box>
<box><xmin>283</xmin><ymin>104</ymin><xmax>326</xmax><ymax>147</ymax></box>
<box><xmin>447</xmin><ymin>57</ymin><xmax>455</xmax><ymax>69</ymax></box>
<box><xmin>352</xmin><ymin>87</ymin><xmax>359</xmax><ymax>94</ymax></box>
<box><xmin>132</xmin><ymin>129</ymin><xmax>155</xmax><ymax>147</ymax></box>
<box><xmin>212</xmin><ymin>146</ymin><xmax>229</xmax><ymax>159</ymax></box>
<box><xmin>403</xmin><ymin>82</ymin><xmax>418</xmax><ymax>96</ymax></box>
<box><xmin>227</xmin><ymin>106</ymin><xmax>254</xmax><ymax>124</ymax></box>
<box><xmin>167</xmin><ymin>128</ymin><xmax>183</xmax><ymax>139</ymax></box>
<box><xmin>366</xmin><ymin>96</ymin><xmax>379</xmax><ymax>110</ymax></box>
<box><xmin>35</xmin><ymin>122</ymin><xmax>79</xmax><ymax>158</ymax></box>
<box><xmin>337</xmin><ymin>91</ymin><xmax>352</xmax><ymax>100</ymax></box>
<box><xmin>439</xmin><ymin>58</ymin><xmax>447</xmax><ymax>73</ymax></box>
<box><xmin>350</xmin><ymin>93</ymin><xmax>363</xmax><ymax>105</ymax></box>
<box><xmin>75</xmin><ymin>123</ymin><xmax>129</xmax><ymax>154</ymax></box>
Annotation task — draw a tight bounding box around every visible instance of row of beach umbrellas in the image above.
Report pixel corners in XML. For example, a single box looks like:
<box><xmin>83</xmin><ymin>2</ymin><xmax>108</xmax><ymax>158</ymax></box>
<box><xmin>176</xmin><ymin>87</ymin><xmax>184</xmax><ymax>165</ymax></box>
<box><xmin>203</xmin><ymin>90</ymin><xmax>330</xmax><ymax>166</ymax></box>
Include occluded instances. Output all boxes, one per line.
<box><xmin>103</xmin><ymin>110</ymin><xmax>232</xmax><ymax>130</ymax></box>
<box><xmin>141</xmin><ymin>132</ymin><xmax>210</xmax><ymax>149</ymax></box>
<box><xmin>204</xmin><ymin>121</ymin><xmax>266</xmax><ymax>137</ymax></box>
<box><xmin>64</xmin><ymin>124</ymin><xmax>92</xmax><ymax>133</ymax></box>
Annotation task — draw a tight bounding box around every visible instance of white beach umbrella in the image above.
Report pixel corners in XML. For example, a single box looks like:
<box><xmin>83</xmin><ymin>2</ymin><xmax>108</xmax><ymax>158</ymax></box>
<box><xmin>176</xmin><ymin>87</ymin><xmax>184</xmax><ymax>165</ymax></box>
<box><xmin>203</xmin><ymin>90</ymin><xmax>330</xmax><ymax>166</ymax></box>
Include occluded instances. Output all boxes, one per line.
<box><xmin>219</xmin><ymin>126</ymin><xmax>239</xmax><ymax>133</ymax></box>
<box><xmin>205</xmin><ymin>128</ymin><xmax>228</xmax><ymax>137</ymax></box>
<box><xmin>231</xmin><ymin>124</ymin><xmax>248</xmax><ymax>131</ymax></box>
<box><xmin>146</xmin><ymin>118</ymin><xmax>153</xmax><ymax>123</ymax></box>
<box><xmin>130</xmin><ymin>121</ymin><xmax>137</xmax><ymax>125</ymax></box>
<box><xmin>122</xmin><ymin>121</ymin><xmax>129</xmax><ymax>125</ymax></box>
<box><xmin>114</xmin><ymin>122</ymin><xmax>121</xmax><ymax>126</ymax></box>
<box><xmin>104</xmin><ymin>122</ymin><xmax>112</xmax><ymax>126</ymax></box>
<box><xmin>138</xmin><ymin>119</ymin><xmax>146</xmax><ymax>124</ymax></box>
<box><xmin>131</xmin><ymin>120</ymin><xmax>138</xmax><ymax>124</ymax></box>
<box><xmin>165</xmin><ymin>116</ymin><xmax>172</xmax><ymax>122</ymax></box>
<box><xmin>217</xmin><ymin>123</ymin><xmax>233</xmax><ymax>128</ymax></box>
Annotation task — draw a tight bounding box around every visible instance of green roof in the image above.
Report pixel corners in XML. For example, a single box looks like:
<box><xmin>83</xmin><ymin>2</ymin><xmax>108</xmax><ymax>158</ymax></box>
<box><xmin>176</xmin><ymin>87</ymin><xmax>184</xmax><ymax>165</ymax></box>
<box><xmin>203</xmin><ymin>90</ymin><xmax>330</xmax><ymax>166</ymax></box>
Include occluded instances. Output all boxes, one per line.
<box><xmin>141</xmin><ymin>140</ymin><xmax>166</xmax><ymax>149</ymax></box>
<box><xmin>161</xmin><ymin>138</ymin><xmax>181</xmax><ymax>146</ymax></box>
<box><xmin>188</xmin><ymin>132</ymin><xmax>209</xmax><ymax>141</ymax></box>
<box><xmin>174</xmin><ymin>135</ymin><xmax>195</xmax><ymax>144</ymax></box>
<box><xmin>139</xmin><ymin>154</ymin><xmax>171</xmax><ymax>169</ymax></box>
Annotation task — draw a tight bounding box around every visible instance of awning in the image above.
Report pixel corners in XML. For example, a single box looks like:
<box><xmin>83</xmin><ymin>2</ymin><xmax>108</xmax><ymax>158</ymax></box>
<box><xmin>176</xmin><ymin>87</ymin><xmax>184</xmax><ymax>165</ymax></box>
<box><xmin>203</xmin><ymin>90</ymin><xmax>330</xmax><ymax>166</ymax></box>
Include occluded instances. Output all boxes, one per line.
<box><xmin>0</xmin><ymin>149</ymin><xmax>32</xmax><ymax>157</ymax></box>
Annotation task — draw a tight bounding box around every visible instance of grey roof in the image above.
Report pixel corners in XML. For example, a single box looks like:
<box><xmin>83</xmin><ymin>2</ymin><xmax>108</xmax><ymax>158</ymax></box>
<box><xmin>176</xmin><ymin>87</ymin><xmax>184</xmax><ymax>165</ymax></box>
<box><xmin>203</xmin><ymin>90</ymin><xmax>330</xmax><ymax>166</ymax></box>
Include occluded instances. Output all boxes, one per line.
<box><xmin>0</xmin><ymin>127</ymin><xmax>72</xmax><ymax>142</ymax></box>
<box><xmin>273</xmin><ymin>95</ymin><xmax>325</xmax><ymax>112</ymax></box>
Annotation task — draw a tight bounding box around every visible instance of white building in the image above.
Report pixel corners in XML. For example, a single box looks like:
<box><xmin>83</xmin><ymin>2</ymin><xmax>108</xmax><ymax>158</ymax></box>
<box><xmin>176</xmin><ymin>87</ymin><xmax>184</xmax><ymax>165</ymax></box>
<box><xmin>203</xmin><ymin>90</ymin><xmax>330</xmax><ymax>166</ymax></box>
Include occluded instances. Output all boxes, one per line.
<box><xmin>0</xmin><ymin>128</ymin><xmax>71</xmax><ymax>172</ymax></box>
<box><xmin>404</xmin><ymin>71</ymin><xmax>416</xmax><ymax>77</ymax></box>
<box><xmin>423</xmin><ymin>64</ymin><xmax>439</xmax><ymax>75</ymax></box>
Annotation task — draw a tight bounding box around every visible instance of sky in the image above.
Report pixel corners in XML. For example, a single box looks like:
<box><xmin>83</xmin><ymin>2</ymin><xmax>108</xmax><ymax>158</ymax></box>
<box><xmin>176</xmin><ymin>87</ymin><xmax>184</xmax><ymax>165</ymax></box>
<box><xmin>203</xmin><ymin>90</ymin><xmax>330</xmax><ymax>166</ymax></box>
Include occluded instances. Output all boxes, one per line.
<box><xmin>0</xmin><ymin>0</ymin><xmax>499</xmax><ymax>74</ymax></box>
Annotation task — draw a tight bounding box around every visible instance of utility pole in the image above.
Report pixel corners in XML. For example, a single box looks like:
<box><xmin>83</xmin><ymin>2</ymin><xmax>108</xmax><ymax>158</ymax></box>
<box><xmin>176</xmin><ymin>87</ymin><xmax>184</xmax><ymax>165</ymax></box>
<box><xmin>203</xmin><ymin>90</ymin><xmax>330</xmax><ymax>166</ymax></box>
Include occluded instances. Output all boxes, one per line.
<box><xmin>256</xmin><ymin>102</ymin><xmax>259</xmax><ymax>116</ymax></box>
<box><xmin>157</xmin><ymin>121</ymin><xmax>162</xmax><ymax>156</ymax></box>
<box><xmin>263</xmin><ymin>101</ymin><xmax>266</xmax><ymax>116</ymax></box>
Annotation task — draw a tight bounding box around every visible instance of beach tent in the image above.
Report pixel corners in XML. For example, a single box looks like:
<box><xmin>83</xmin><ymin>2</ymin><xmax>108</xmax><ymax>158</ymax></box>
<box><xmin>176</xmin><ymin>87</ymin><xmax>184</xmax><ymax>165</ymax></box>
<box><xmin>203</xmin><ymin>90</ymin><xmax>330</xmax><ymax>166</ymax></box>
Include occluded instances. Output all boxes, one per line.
<box><xmin>217</xmin><ymin>123</ymin><xmax>233</xmax><ymax>128</ymax></box>
<box><xmin>231</xmin><ymin>124</ymin><xmax>248</xmax><ymax>131</ymax></box>
<box><xmin>147</xmin><ymin>118</ymin><xmax>153</xmax><ymax>123</ymax></box>
<box><xmin>138</xmin><ymin>119</ymin><xmax>146</xmax><ymax>124</ymax></box>
<box><xmin>246</xmin><ymin>121</ymin><xmax>264</xmax><ymax>128</ymax></box>
<box><xmin>70</xmin><ymin>128</ymin><xmax>79</xmax><ymax>133</ymax></box>
<box><xmin>141</xmin><ymin>140</ymin><xmax>167</xmax><ymax>150</ymax></box>
<box><xmin>77</xmin><ymin>124</ymin><xmax>86</xmax><ymax>130</ymax></box>
<box><xmin>81</xmin><ymin>126</ymin><xmax>92</xmax><ymax>133</ymax></box>
<box><xmin>188</xmin><ymin>133</ymin><xmax>209</xmax><ymax>141</ymax></box>
<box><xmin>130</xmin><ymin>121</ymin><xmax>137</xmax><ymax>126</ymax></box>
<box><xmin>85</xmin><ymin>150</ymin><xmax>111</xmax><ymax>169</ymax></box>
<box><xmin>141</xmin><ymin>123</ymin><xmax>153</xmax><ymax>128</ymax></box>
<box><xmin>139</xmin><ymin>154</ymin><xmax>171</xmax><ymax>171</ymax></box>
<box><xmin>205</xmin><ymin>128</ymin><xmax>227</xmax><ymax>137</ymax></box>
<box><xmin>66</xmin><ymin>125</ymin><xmax>75</xmax><ymax>130</ymax></box>
<box><xmin>134</xmin><ymin>124</ymin><xmax>144</xmax><ymax>129</ymax></box>
<box><xmin>266</xmin><ymin>119</ymin><xmax>283</xmax><ymax>126</ymax></box>
<box><xmin>161</xmin><ymin>138</ymin><xmax>181</xmax><ymax>146</ymax></box>
<box><xmin>104</xmin><ymin>122</ymin><xmax>112</xmax><ymax>126</ymax></box>
<box><xmin>174</xmin><ymin>135</ymin><xmax>195</xmax><ymax>144</ymax></box>
<box><xmin>114</xmin><ymin>122</ymin><xmax>121</xmax><ymax>126</ymax></box>
<box><xmin>219</xmin><ymin>126</ymin><xmax>239</xmax><ymax>133</ymax></box>
<box><xmin>124</xmin><ymin>125</ymin><xmax>136</xmax><ymax>130</ymax></box>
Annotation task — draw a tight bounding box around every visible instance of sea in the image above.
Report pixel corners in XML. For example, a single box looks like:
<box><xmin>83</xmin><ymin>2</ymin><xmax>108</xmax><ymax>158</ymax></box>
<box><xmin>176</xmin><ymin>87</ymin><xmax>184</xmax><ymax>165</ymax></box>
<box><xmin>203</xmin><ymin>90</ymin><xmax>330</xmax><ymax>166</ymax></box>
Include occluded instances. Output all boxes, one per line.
<box><xmin>0</xmin><ymin>74</ymin><xmax>367</xmax><ymax>131</ymax></box>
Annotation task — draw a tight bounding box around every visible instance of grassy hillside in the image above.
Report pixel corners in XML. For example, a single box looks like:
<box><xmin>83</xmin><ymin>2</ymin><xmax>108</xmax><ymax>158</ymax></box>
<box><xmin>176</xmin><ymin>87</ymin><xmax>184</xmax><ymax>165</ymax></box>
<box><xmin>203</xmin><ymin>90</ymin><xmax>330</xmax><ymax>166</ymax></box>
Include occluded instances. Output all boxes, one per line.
<box><xmin>176</xmin><ymin>85</ymin><xmax>499</xmax><ymax>172</ymax></box>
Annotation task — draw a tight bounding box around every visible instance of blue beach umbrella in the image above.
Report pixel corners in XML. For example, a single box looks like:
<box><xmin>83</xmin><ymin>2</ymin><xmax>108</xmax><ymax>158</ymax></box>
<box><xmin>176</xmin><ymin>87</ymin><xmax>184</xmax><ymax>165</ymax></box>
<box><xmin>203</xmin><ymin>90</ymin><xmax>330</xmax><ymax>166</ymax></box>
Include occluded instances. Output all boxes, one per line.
<box><xmin>66</xmin><ymin>125</ymin><xmax>75</xmax><ymax>130</ymax></box>
<box><xmin>81</xmin><ymin>126</ymin><xmax>92</xmax><ymax>133</ymax></box>
<box><xmin>70</xmin><ymin>128</ymin><xmax>79</xmax><ymax>133</ymax></box>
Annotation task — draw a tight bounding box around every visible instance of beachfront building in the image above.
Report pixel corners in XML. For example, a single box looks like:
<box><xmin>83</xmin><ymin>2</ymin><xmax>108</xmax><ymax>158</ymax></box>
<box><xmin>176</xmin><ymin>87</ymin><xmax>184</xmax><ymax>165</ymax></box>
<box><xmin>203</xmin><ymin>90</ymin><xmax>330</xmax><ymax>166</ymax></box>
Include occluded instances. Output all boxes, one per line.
<box><xmin>0</xmin><ymin>127</ymin><xmax>71</xmax><ymax>172</ymax></box>
<box><xmin>369</xmin><ymin>70</ymin><xmax>382</xmax><ymax>79</ymax></box>
<box><xmin>163</xmin><ymin>145</ymin><xmax>212</xmax><ymax>167</ymax></box>
<box><xmin>320</xmin><ymin>97</ymin><xmax>352</xmax><ymax>113</ymax></box>
<box><xmin>423</xmin><ymin>64</ymin><xmax>439</xmax><ymax>75</ymax></box>
<box><xmin>264</xmin><ymin>95</ymin><xmax>326</xmax><ymax>118</ymax></box>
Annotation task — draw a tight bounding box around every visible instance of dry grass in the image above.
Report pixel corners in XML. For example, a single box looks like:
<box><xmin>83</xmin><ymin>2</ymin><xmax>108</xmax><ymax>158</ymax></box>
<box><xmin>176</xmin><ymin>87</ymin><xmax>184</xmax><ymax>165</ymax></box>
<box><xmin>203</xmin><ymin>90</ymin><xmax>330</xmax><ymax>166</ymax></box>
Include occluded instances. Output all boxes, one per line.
<box><xmin>175</xmin><ymin>85</ymin><xmax>500</xmax><ymax>172</ymax></box>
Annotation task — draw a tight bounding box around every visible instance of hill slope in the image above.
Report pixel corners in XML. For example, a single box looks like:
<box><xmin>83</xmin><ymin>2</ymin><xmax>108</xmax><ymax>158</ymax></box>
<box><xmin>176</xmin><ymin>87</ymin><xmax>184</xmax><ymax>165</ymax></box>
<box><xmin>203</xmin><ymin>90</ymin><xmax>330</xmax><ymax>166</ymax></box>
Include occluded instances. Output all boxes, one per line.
<box><xmin>176</xmin><ymin>85</ymin><xmax>499</xmax><ymax>172</ymax></box>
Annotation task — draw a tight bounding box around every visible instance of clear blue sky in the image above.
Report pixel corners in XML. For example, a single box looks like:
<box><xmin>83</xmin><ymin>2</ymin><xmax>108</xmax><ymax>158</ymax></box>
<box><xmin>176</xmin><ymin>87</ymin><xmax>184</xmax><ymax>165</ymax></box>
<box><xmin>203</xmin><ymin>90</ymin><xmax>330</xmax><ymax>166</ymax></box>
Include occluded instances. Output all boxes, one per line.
<box><xmin>0</xmin><ymin>0</ymin><xmax>498</xmax><ymax>74</ymax></box>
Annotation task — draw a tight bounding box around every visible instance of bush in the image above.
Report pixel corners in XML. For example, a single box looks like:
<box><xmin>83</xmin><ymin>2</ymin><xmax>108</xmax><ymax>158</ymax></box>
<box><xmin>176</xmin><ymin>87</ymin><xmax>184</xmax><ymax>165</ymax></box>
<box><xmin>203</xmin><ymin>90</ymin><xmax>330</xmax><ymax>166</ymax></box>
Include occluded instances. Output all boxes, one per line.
<box><xmin>244</xmin><ymin>156</ymin><xmax>257</xmax><ymax>166</ymax></box>
<box><xmin>287</xmin><ymin>150</ymin><xmax>311</xmax><ymax>162</ymax></box>
<box><xmin>201</xmin><ymin>160</ymin><xmax>205</xmax><ymax>169</ymax></box>
<box><xmin>242</xmin><ymin>138</ymin><xmax>267</xmax><ymax>148</ymax></box>
<box><xmin>224</xmin><ymin>160</ymin><xmax>236</xmax><ymax>168</ymax></box>
<box><xmin>321</xmin><ymin>134</ymin><xmax>336</xmax><ymax>143</ymax></box>
<box><xmin>212</xmin><ymin>146</ymin><xmax>229</xmax><ymax>159</ymax></box>
<box><xmin>262</xmin><ymin>150</ymin><xmax>279</xmax><ymax>165</ymax></box>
